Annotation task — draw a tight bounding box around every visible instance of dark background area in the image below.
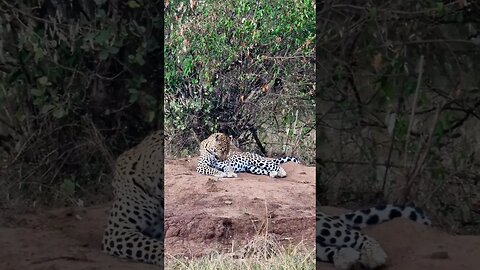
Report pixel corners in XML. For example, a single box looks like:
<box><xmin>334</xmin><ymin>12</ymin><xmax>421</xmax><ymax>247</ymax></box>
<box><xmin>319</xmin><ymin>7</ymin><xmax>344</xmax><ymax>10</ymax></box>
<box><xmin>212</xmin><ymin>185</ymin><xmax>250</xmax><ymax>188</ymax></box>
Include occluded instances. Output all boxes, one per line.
<box><xmin>317</xmin><ymin>0</ymin><xmax>480</xmax><ymax>234</ymax></box>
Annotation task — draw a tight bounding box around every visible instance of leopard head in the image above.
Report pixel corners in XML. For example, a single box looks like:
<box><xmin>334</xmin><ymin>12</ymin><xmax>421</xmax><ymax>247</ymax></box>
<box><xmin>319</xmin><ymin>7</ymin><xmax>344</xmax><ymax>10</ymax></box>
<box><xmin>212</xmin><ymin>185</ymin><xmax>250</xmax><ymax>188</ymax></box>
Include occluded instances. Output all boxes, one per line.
<box><xmin>205</xmin><ymin>133</ymin><xmax>231</xmax><ymax>161</ymax></box>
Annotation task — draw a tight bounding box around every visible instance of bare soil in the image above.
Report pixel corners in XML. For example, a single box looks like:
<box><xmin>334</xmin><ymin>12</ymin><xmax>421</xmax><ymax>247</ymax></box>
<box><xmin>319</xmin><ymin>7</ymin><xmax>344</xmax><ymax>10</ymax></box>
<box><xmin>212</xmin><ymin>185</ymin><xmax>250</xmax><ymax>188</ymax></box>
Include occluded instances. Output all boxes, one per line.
<box><xmin>164</xmin><ymin>158</ymin><xmax>316</xmax><ymax>258</ymax></box>
<box><xmin>0</xmin><ymin>204</ymin><xmax>157</xmax><ymax>270</ymax></box>
<box><xmin>0</xmin><ymin>158</ymin><xmax>478</xmax><ymax>270</ymax></box>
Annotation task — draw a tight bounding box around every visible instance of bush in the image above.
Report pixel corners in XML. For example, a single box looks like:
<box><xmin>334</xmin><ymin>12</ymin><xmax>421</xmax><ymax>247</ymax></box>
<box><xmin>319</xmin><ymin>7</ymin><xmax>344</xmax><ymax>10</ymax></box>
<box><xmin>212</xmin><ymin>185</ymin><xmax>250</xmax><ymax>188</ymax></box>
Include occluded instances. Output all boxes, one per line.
<box><xmin>0</xmin><ymin>1</ymin><xmax>163</xmax><ymax>207</ymax></box>
<box><xmin>165</xmin><ymin>0</ymin><xmax>315</xmax><ymax>162</ymax></box>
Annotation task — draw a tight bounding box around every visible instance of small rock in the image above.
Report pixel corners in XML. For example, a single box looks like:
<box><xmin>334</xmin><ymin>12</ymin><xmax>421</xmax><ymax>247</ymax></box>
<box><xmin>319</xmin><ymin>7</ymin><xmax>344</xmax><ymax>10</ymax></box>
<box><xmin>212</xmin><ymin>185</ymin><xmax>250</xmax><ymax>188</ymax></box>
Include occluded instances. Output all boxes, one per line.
<box><xmin>206</xmin><ymin>179</ymin><xmax>220</xmax><ymax>192</ymax></box>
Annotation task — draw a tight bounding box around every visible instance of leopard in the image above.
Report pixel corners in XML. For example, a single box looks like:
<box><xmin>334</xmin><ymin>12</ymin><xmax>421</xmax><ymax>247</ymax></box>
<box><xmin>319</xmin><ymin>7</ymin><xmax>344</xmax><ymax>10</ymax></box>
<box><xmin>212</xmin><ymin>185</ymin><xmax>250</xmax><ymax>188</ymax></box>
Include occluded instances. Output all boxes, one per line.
<box><xmin>213</xmin><ymin>152</ymin><xmax>300</xmax><ymax>178</ymax></box>
<box><xmin>196</xmin><ymin>133</ymin><xmax>300</xmax><ymax>178</ymax></box>
<box><xmin>316</xmin><ymin>203</ymin><xmax>432</xmax><ymax>269</ymax></box>
<box><xmin>195</xmin><ymin>132</ymin><xmax>238</xmax><ymax>178</ymax></box>
<box><xmin>101</xmin><ymin>131</ymin><xmax>164</xmax><ymax>265</ymax></box>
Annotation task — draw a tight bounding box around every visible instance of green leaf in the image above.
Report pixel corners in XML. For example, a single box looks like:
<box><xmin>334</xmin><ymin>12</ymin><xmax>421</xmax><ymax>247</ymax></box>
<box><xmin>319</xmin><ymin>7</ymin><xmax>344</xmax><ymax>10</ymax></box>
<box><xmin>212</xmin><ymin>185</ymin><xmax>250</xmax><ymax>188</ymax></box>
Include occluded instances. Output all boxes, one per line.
<box><xmin>53</xmin><ymin>108</ymin><xmax>66</xmax><ymax>119</ymax></box>
<box><xmin>33</xmin><ymin>97</ymin><xmax>43</xmax><ymax>106</ymax></box>
<box><xmin>41</xmin><ymin>104</ymin><xmax>55</xmax><ymax>114</ymax></box>
<box><xmin>99</xmin><ymin>49</ymin><xmax>109</xmax><ymax>60</ymax></box>
<box><xmin>95</xmin><ymin>8</ymin><xmax>106</xmax><ymax>18</ymax></box>
<box><xmin>395</xmin><ymin>117</ymin><xmax>407</xmax><ymax>138</ymax></box>
<box><xmin>378</xmin><ymin>77</ymin><xmax>394</xmax><ymax>99</ymax></box>
<box><xmin>37</xmin><ymin>76</ymin><xmax>49</xmax><ymax>85</ymax></box>
<box><xmin>95</xmin><ymin>30</ymin><xmax>111</xmax><ymax>44</ymax></box>
<box><xmin>31</xmin><ymin>88</ymin><xmax>44</xmax><ymax>97</ymax></box>
<box><xmin>34</xmin><ymin>49</ymin><xmax>45</xmax><ymax>63</ymax></box>
<box><xmin>94</xmin><ymin>0</ymin><xmax>107</xmax><ymax>5</ymax></box>
<box><xmin>127</xmin><ymin>0</ymin><xmax>141</xmax><ymax>8</ymax></box>
<box><xmin>60</xmin><ymin>178</ymin><xmax>75</xmax><ymax>196</ymax></box>
<box><xmin>435</xmin><ymin>3</ymin><xmax>444</xmax><ymax>15</ymax></box>
<box><xmin>128</xmin><ymin>88</ymin><xmax>139</xmax><ymax>103</ymax></box>
<box><xmin>135</xmin><ymin>53</ymin><xmax>145</xmax><ymax>65</ymax></box>
<box><xmin>108</xmin><ymin>47</ymin><xmax>119</xmax><ymax>54</ymax></box>
<box><xmin>15</xmin><ymin>111</ymin><xmax>26</xmax><ymax>121</ymax></box>
<box><xmin>83</xmin><ymin>32</ymin><xmax>96</xmax><ymax>43</ymax></box>
<box><xmin>147</xmin><ymin>111</ymin><xmax>155</xmax><ymax>122</ymax></box>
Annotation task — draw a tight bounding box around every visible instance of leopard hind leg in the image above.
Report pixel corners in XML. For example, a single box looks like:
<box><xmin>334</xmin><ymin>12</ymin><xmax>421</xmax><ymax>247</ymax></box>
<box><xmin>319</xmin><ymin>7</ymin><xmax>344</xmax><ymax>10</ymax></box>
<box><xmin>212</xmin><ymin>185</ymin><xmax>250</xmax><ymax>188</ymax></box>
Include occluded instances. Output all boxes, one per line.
<box><xmin>102</xmin><ymin>230</ymin><xmax>164</xmax><ymax>265</ymax></box>
<box><xmin>317</xmin><ymin>221</ymin><xmax>387</xmax><ymax>269</ymax></box>
<box><xmin>245</xmin><ymin>164</ymin><xmax>287</xmax><ymax>178</ymax></box>
<box><xmin>272</xmin><ymin>156</ymin><xmax>301</xmax><ymax>164</ymax></box>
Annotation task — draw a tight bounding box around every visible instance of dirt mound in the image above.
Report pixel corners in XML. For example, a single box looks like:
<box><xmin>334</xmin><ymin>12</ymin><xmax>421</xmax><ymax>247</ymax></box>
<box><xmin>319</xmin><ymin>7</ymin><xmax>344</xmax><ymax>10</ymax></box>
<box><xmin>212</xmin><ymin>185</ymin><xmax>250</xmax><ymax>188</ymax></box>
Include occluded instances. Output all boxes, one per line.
<box><xmin>317</xmin><ymin>206</ymin><xmax>480</xmax><ymax>270</ymax></box>
<box><xmin>164</xmin><ymin>158</ymin><xmax>316</xmax><ymax>257</ymax></box>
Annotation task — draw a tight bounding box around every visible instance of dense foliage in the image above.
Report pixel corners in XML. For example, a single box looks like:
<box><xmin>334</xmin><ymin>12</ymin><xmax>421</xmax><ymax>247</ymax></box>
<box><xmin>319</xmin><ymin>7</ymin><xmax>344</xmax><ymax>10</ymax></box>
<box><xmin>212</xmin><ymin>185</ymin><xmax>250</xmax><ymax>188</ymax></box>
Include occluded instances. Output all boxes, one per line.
<box><xmin>165</xmin><ymin>0</ymin><xmax>315</xmax><ymax>160</ymax></box>
<box><xmin>0</xmin><ymin>0</ymin><xmax>163</xmax><ymax>206</ymax></box>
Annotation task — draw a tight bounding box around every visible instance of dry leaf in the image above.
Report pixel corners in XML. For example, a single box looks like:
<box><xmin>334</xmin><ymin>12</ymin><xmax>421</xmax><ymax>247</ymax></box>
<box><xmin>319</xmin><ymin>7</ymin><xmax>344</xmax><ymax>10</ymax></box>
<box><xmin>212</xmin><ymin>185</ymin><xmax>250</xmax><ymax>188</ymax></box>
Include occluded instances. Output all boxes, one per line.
<box><xmin>261</xmin><ymin>84</ymin><xmax>269</xmax><ymax>92</ymax></box>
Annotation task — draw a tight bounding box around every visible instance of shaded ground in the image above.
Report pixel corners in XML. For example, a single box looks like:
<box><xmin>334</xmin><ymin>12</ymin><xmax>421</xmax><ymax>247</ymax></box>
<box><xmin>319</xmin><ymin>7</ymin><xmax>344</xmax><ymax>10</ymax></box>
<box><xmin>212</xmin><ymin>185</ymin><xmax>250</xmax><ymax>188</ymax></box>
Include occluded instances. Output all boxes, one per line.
<box><xmin>0</xmin><ymin>204</ymin><xmax>158</xmax><ymax>270</ymax></box>
<box><xmin>0</xmin><ymin>158</ymin><xmax>479</xmax><ymax>270</ymax></box>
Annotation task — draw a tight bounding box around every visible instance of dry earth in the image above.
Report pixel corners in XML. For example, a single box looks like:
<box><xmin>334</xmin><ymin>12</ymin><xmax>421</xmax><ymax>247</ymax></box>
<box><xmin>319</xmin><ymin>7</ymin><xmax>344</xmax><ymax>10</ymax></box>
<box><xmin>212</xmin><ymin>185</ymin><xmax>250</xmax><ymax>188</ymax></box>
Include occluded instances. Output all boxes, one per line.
<box><xmin>0</xmin><ymin>158</ymin><xmax>479</xmax><ymax>270</ymax></box>
<box><xmin>164</xmin><ymin>158</ymin><xmax>316</xmax><ymax>258</ymax></box>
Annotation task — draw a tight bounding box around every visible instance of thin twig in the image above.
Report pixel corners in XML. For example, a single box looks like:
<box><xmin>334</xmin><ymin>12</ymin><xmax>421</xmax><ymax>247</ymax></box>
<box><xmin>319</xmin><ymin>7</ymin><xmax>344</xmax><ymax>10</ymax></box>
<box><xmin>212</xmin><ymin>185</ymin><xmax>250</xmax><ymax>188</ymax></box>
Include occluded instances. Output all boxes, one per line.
<box><xmin>401</xmin><ymin>102</ymin><xmax>444</xmax><ymax>203</ymax></box>
<box><xmin>403</xmin><ymin>55</ymin><xmax>424</xmax><ymax>168</ymax></box>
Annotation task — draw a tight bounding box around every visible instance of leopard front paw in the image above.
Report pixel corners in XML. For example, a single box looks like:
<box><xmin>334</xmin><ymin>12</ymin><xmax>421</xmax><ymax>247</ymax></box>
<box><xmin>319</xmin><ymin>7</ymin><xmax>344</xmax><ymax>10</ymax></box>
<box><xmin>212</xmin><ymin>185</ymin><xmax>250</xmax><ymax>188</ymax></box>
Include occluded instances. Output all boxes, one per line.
<box><xmin>269</xmin><ymin>167</ymin><xmax>287</xmax><ymax>178</ymax></box>
<box><xmin>359</xmin><ymin>238</ymin><xmax>387</xmax><ymax>269</ymax></box>
<box><xmin>214</xmin><ymin>171</ymin><xmax>237</xmax><ymax>178</ymax></box>
<box><xmin>214</xmin><ymin>172</ymin><xmax>228</xmax><ymax>178</ymax></box>
<box><xmin>226</xmin><ymin>172</ymin><xmax>237</xmax><ymax>178</ymax></box>
<box><xmin>333</xmin><ymin>247</ymin><xmax>361</xmax><ymax>270</ymax></box>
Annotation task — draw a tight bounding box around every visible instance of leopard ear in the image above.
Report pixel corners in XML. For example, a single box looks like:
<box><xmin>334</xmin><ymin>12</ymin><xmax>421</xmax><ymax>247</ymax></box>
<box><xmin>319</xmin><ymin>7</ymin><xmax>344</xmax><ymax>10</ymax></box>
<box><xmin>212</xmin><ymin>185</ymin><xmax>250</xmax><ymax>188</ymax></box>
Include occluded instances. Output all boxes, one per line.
<box><xmin>215</xmin><ymin>133</ymin><xmax>227</xmax><ymax>142</ymax></box>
